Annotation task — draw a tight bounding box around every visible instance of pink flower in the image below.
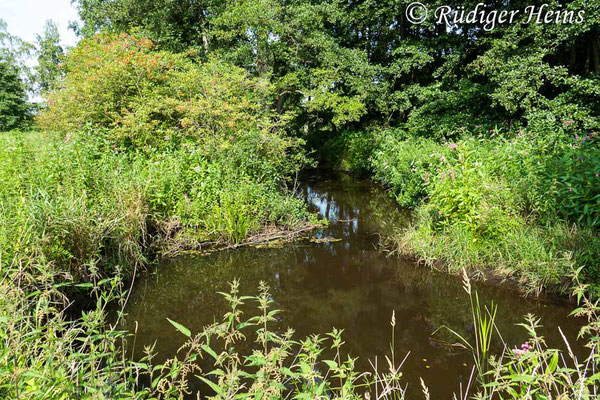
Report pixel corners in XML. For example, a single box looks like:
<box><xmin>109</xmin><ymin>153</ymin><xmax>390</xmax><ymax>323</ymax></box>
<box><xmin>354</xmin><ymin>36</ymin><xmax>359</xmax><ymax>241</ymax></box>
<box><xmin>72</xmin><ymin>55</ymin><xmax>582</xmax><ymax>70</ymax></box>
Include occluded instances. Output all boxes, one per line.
<box><xmin>164</xmin><ymin>135</ymin><xmax>171</xmax><ymax>141</ymax></box>
<box><xmin>494</xmin><ymin>147</ymin><xmax>498</xmax><ymax>152</ymax></box>
<box><xmin>595</xmin><ymin>173</ymin><xmax>599</xmax><ymax>177</ymax></box>
<box><xmin>513</xmin><ymin>348</ymin><xmax>527</xmax><ymax>356</ymax></box>
<box><xmin>448</xmin><ymin>143</ymin><xmax>458</xmax><ymax>149</ymax></box>
<box><xmin>438</xmin><ymin>211</ymin><xmax>442</xmax><ymax>215</ymax></box>
<box><xmin>564</xmin><ymin>120</ymin><xmax>574</xmax><ymax>126</ymax></box>
<box><xmin>569</xmin><ymin>187</ymin><xmax>573</xmax><ymax>192</ymax></box>
<box><xmin>513</xmin><ymin>341</ymin><xmax>531</xmax><ymax>357</ymax></box>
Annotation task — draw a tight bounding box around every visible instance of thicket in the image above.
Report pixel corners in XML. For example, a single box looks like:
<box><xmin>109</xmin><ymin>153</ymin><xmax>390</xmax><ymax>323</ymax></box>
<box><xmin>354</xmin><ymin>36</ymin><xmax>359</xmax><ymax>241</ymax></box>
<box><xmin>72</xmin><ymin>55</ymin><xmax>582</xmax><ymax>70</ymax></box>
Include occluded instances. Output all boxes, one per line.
<box><xmin>0</xmin><ymin>34</ymin><xmax>313</xmax><ymax>284</ymax></box>
<box><xmin>368</xmin><ymin>127</ymin><xmax>600</xmax><ymax>293</ymax></box>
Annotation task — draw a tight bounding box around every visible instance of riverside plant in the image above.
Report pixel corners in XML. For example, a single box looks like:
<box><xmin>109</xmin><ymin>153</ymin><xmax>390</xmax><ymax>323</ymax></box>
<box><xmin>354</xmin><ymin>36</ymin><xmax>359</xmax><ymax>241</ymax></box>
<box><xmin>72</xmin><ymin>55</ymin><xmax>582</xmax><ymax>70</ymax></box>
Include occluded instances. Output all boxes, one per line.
<box><xmin>3</xmin><ymin>262</ymin><xmax>600</xmax><ymax>399</ymax></box>
<box><xmin>432</xmin><ymin>269</ymin><xmax>498</xmax><ymax>399</ymax></box>
<box><xmin>479</xmin><ymin>269</ymin><xmax>600</xmax><ymax>399</ymax></box>
<box><xmin>148</xmin><ymin>280</ymin><xmax>411</xmax><ymax>399</ymax></box>
<box><xmin>434</xmin><ymin>268</ymin><xmax>600</xmax><ymax>400</ymax></box>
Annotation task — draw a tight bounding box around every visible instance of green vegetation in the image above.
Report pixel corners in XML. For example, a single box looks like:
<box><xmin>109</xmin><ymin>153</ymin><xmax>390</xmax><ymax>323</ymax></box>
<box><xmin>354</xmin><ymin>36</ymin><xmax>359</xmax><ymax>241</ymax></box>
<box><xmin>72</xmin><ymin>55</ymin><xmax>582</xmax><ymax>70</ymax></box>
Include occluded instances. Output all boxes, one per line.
<box><xmin>0</xmin><ymin>20</ymin><xmax>33</xmax><ymax>130</ymax></box>
<box><xmin>2</xmin><ymin>33</ymin><xmax>313</xmax><ymax>282</ymax></box>
<box><xmin>368</xmin><ymin>128</ymin><xmax>600</xmax><ymax>293</ymax></box>
<box><xmin>33</xmin><ymin>20</ymin><xmax>64</xmax><ymax>94</ymax></box>
<box><xmin>1</xmin><ymin>0</ymin><xmax>600</xmax><ymax>398</ymax></box>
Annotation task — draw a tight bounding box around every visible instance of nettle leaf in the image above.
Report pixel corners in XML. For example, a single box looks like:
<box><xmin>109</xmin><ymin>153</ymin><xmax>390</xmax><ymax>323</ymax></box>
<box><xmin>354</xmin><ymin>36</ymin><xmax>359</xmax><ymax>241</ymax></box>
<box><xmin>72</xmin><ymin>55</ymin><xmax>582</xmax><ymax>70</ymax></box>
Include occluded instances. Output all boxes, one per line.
<box><xmin>166</xmin><ymin>318</ymin><xmax>191</xmax><ymax>338</ymax></box>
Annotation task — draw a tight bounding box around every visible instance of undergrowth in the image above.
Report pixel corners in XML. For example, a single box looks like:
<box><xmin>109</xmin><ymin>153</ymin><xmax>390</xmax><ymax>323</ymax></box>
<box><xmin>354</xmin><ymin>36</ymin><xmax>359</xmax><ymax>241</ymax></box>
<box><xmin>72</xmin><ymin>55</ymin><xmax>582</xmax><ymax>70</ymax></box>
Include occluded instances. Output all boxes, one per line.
<box><xmin>368</xmin><ymin>128</ymin><xmax>600</xmax><ymax>294</ymax></box>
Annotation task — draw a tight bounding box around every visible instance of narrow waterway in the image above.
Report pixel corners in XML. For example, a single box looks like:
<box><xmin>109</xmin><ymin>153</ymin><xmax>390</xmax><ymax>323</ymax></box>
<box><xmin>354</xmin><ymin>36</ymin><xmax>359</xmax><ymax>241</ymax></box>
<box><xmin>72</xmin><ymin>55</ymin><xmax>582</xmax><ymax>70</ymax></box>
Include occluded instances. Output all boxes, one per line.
<box><xmin>122</xmin><ymin>170</ymin><xmax>583</xmax><ymax>398</ymax></box>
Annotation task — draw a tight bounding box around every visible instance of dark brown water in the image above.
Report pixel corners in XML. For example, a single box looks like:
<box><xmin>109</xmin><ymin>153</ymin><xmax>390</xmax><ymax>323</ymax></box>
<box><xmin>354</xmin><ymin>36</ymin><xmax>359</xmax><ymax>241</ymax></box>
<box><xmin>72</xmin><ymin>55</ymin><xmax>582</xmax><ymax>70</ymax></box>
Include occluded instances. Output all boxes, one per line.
<box><xmin>122</xmin><ymin>170</ymin><xmax>584</xmax><ymax>398</ymax></box>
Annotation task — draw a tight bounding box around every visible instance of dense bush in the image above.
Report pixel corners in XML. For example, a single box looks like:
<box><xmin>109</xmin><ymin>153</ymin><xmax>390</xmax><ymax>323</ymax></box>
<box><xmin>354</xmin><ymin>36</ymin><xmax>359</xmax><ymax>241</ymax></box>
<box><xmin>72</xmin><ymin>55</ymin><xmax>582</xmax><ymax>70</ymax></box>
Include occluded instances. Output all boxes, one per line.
<box><xmin>371</xmin><ymin>128</ymin><xmax>600</xmax><ymax>292</ymax></box>
<box><xmin>0</xmin><ymin>128</ymin><xmax>310</xmax><ymax>283</ymax></box>
<box><xmin>0</xmin><ymin>33</ymin><xmax>316</xmax><ymax>284</ymax></box>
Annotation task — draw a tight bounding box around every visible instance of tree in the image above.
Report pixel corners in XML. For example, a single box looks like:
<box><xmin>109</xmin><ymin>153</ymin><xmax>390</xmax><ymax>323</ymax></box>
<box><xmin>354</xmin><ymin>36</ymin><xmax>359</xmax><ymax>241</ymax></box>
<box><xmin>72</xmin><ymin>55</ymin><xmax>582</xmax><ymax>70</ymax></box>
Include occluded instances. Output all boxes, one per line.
<box><xmin>0</xmin><ymin>20</ymin><xmax>31</xmax><ymax>130</ymax></box>
<box><xmin>72</xmin><ymin>0</ymin><xmax>600</xmax><ymax>135</ymax></box>
<box><xmin>34</xmin><ymin>20</ymin><xmax>64</xmax><ymax>93</ymax></box>
<box><xmin>0</xmin><ymin>19</ymin><xmax>33</xmax><ymax>90</ymax></box>
<box><xmin>0</xmin><ymin>60</ymin><xmax>31</xmax><ymax>131</ymax></box>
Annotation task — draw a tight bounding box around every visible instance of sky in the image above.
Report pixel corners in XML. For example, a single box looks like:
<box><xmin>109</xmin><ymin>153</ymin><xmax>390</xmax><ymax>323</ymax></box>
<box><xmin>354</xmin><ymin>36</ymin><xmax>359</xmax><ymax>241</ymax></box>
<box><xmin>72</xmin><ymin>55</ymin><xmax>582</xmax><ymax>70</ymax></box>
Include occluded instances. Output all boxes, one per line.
<box><xmin>0</xmin><ymin>0</ymin><xmax>80</xmax><ymax>48</ymax></box>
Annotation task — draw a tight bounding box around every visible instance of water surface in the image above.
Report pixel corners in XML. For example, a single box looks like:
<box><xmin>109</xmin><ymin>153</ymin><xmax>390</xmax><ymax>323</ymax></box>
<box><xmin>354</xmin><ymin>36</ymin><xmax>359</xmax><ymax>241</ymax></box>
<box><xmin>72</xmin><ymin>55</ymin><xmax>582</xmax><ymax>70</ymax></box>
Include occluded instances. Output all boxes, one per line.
<box><xmin>123</xmin><ymin>171</ymin><xmax>583</xmax><ymax>398</ymax></box>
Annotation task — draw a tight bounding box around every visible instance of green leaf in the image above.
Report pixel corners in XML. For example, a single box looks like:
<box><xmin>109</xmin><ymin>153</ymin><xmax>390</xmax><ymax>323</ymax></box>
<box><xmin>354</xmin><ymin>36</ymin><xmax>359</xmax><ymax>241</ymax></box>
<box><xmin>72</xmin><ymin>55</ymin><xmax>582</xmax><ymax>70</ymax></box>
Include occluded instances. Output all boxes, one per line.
<box><xmin>198</xmin><ymin>376</ymin><xmax>224</xmax><ymax>396</ymax></box>
<box><xmin>546</xmin><ymin>352</ymin><xmax>558</xmax><ymax>374</ymax></box>
<box><xmin>166</xmin><ymin>318</ymin><xmax>191</xmax><ymax>338</ymax></box>
<box><xmin>201</xmin><ymin>344</ymin><xmax>219</xmax><ymax>360</ymax></box>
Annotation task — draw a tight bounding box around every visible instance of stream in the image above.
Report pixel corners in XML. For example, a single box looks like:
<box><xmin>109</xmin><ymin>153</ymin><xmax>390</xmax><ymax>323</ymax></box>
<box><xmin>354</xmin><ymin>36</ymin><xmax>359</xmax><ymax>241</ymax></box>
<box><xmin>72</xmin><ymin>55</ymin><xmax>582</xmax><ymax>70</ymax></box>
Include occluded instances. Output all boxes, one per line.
<box><xmin>122</xmin><ymin>170</ymin><xmax>584</xmax><ymax>398</ymax></box>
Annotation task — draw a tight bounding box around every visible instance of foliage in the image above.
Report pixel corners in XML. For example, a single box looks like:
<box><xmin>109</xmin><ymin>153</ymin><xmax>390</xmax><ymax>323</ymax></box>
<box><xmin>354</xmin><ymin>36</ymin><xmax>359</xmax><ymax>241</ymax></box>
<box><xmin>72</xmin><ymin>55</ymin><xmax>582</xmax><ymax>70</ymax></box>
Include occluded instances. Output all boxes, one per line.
<box><xmin>0</xmin><ymin>19</ymin><xmax>33</xmax><ymax>86</ymax></box>
<box><xmin>373</xmin><ymin>128</ymin><xmax>600</xmax><ymax>292</ymax></box>
<box><xmin>73</xmin><ymin>1</ymin><xmax>600</xmax><ymax>138</ymax></box>
<box><xmin>0</xmin><ymin>267</ymin><xmax>148</xmax><ymax>399</ymax></box>
<box><xmin>0</xmin><ymin>60</ymin><xmax>31</xmax><ymax>130</ymax></box>
<box><xmin>4</xmin><ymin>273</ymin><xmax>600</xmax><ymax>400</ymax></box>
<box><xmin>0</xmin><ymin>20</ymin><xmax>32</xmax><ymax>130</ymax></box>
<box><xmin>34</xmin><ymin>20</ymin><xmax>64</xmax><ymax>94</ymax></box>
<box><xmin>481</xmin><ymin>273</ymin><xmax>600</xmax><ymax>399</ymax></box>
<box><xmin>0</xmin><ymin>129</ymin><xmax>310</xmax><ymax>285</ymax></box>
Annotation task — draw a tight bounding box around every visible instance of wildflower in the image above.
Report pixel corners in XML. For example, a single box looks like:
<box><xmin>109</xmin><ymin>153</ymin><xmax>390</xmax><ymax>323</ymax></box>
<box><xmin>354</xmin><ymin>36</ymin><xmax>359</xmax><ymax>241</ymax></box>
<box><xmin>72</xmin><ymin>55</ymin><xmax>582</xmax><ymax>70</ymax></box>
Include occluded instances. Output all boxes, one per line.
<box><xmin>563</xmin><ymin>120</ymin><xmax>574</xmax><ymax>127</ymax></box>
<box><xmin>448</xmin><ymin>143</ymin><xmax>458</xmax><ymax>149</ymax></box>
<box><xmin>438</xmin><ymin>211</ymin><xmax>442</xmax><ymax>215</ymax></box>
<box><xmin>494</xmin><ymin>147</ymin><xmax>498</xmax><ymax>152</ymax></box>
<box><xmin>164</xmin><ymin>135</ymin><xmax>171</xmax><ymax>141</ymax></box>
<box><xmin>595</xmin><ymin>173</ymin><xmax>599</xmax><ymax>177</ymax></box>
<box><xmin>513</xmin><ymin>348</ymin><xmax>527</xmax><ymax>356</ymax></box>
<box><xmin>569</xmin><ymin>187</ymin><xmax>573</xmax><ymax>192</ymax></box>
<box><xmin>513</xmin><ymin>341</ymin><xmax>531</xmax><ymax>357</ymax></box>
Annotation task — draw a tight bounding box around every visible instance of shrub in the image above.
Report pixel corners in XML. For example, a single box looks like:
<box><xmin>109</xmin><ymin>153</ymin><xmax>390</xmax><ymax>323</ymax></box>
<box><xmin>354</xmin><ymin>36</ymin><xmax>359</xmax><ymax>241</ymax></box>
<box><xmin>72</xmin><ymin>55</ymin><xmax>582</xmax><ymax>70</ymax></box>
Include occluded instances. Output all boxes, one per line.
<box><xmin>372</xmin><ymin>128</ymin><xmax>600</xmax><ymax>291</ymax></box>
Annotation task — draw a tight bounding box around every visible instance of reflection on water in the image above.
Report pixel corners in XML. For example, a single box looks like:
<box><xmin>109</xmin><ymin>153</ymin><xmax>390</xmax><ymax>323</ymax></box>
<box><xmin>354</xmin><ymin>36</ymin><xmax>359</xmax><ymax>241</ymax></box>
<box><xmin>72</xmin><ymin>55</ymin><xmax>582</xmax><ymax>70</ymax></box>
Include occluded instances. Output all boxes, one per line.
<box><xmin>122</xmin><ymin>170</ymin><xmax>584</xmax><ymax>398</ymax></box>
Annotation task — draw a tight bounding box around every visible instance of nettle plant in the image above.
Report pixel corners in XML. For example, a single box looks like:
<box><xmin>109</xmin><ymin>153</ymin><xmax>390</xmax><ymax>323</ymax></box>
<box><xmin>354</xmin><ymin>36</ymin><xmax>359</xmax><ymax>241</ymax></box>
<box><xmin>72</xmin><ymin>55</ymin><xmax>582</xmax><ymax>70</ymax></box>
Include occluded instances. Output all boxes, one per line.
<box><xmin>145</xmin><ymin>280</ymin><xmax>408</xmax><ymax>400</ymax></box>
<box><xmin>482</xmin><ymin>270</ymin><xmax>600</xmax><ymax>399</ymax></box>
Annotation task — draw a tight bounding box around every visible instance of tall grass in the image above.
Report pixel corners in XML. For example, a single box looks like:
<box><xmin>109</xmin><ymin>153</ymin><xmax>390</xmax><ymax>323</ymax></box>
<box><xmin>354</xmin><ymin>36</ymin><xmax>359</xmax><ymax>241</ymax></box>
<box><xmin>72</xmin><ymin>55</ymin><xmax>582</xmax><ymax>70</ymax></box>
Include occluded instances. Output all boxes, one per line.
<box><xmin>0</xmin><ymin>130</ymin><xmax>311</xmax><ymax>282</ymax></box>
<box><xmin>371</xmin><ymin>129</ymin><xmax>600</xmax><ymax>293</ymax></box>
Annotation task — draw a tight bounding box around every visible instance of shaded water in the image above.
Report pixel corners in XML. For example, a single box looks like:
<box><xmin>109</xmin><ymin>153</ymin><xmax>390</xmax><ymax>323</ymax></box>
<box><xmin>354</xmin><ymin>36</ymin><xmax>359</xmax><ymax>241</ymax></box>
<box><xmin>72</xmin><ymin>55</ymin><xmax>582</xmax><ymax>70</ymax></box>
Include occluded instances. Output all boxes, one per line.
<box><xmin>123</xmin><ymin>170</ymin><xmax>584</xmax><ymax>398</ymax></box>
